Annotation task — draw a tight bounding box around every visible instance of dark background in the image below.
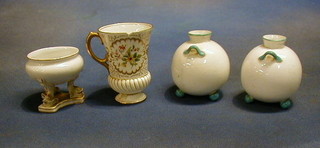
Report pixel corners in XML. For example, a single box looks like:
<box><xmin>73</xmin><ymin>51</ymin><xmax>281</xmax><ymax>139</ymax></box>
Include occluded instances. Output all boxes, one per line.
<box><xmin>1</xmin><ymin>0</ymin><xmax>320</xmax><ymax>147</ymax></box>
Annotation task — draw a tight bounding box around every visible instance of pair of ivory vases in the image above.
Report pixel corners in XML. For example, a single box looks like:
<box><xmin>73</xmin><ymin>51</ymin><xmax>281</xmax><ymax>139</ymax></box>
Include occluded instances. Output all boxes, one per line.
<box><xmin>25</xmin><ymin>22</ymin><xmax>301</xmax><ymax>112</ymax></box>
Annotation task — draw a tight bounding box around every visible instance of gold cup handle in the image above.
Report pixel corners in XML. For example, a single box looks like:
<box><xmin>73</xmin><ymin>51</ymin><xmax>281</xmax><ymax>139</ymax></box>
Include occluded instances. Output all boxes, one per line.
<box><xmin>86</xmin><ymin>32</ymin><xmax>109</xmax><ymax>70</ymax></box>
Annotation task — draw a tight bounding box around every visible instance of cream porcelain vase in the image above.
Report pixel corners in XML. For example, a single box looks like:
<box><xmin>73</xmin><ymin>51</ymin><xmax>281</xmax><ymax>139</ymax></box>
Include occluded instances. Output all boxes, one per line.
<box><xmin>241</xmin><ymin>35</ymin><xmax>302</xmax><ymax>109</ymax></box>
<box><xmin>86</xmin><ymin>22</ymin><xmax>153</xmax><ymax>104</ymax></box>
<box><xmin>25</xmin><ymin>46</ymin><xmax>85</xmax><ymax>113</ymax></box>
<box><xmin>171</xmin><ymin>30</ymin><xmax>230</xmax><ymax>101</ymax></box>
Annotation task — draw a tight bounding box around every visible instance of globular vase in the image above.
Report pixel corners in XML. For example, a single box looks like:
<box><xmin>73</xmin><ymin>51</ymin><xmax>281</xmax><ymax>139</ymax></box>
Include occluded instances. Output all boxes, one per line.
<box><xmin>241</xmin><ymin>34</ymin><xmax>302</xmax><ymax>109</ymax></box>
<box><xmin>171</xmin><ymin>30</ymin><xmax>230</xmax><ymax>101</ymax></box>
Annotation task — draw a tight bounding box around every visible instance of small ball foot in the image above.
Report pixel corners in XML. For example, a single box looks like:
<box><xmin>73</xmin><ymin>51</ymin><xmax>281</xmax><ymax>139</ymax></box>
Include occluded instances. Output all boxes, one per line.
<box><xmin>280</xmin><ymin>99</ymin><xmax>292</xmax><ymax>109</ymax></box>
<box><xmin>175</xmin><ymin>89</ymin><xmax>185</xmax><ymax>97</ymax></box>
<box><xmin>245</xmin><ymin>94</ymin><xmax>254</xmax><ymax>103</ymax></box>
<box><xmin>209</xmin><ymin>92</ymin><xmax>220</xmax><ymax>101</ymax></box>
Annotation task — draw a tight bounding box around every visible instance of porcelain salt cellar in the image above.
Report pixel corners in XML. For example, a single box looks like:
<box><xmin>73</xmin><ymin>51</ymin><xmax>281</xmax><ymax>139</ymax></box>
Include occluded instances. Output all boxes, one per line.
<box><xmin>171</xmin><ymin>30</ymin><xmax>230</xmax><ymax>101</ymax></box>
<box><xmin>26</xmin><ymin>46</ymin><xmax>85</xmax><ymax>113</ymax></box>
<box><xmin>241</xmin><ymin>35</ymin><xmax>302</xmax><ymax>109</ymax></box>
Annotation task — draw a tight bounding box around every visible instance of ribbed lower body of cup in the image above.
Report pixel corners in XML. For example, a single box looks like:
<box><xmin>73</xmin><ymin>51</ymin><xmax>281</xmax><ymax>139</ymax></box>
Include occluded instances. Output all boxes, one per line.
<box><xmin>108</xmin><ymin>72</ymin><xmax>151</xmax><ymax>95</ymax></box>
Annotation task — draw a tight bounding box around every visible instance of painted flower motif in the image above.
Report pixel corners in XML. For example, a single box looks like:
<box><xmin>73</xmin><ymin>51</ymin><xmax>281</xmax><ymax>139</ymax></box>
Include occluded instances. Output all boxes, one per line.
<box><xmin>119</xmin><ymin>45</ymin><xmax>126</xmax><ymax>53</ymax></box>
<box><xmin>110</xmin><ymin>38</ymin><xmax>146</xmax><ymax>74</ymax></box>
<box><xmin>132</xmin><ymin>47</ymin><xmax>140</xmax><ymax>52</ymax></box>
<box><xmin>121</xmin><ymin>45</ymin><xmax>142</xmax><ymax>67</ymax></box>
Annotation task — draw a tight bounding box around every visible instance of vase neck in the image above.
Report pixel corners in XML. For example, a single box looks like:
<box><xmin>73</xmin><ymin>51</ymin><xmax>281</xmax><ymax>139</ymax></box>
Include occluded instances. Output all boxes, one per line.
<box><xmin>188</xmin><ymin>30</ymin><xmax>212</xmax><ymax>43</ymax></box>
<box><xmin>263</xmin><ymin>34</ymin><xmax>286</xmax><ymax>49</ymax></box>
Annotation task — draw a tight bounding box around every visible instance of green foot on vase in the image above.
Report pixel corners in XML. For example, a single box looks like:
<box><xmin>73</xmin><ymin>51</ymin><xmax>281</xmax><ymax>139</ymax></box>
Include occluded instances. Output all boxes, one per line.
<box><xmin>209</xmin><ymin>91</ymin><xmax>220</xmax><ymax>101</ymax></box>
<box><xmin>280</xmin><ymin>99</ymin><xmax>292</xmax><ymax>109</ymax></box>
<box><xmin>245</xmin><ymin>94</ymin><xmax>254</xmax><ymax>103</ymax></box>
<box><xmin>175</xmin><ymin>89</ymin><xmax>185</xmax><ymax>97</ymax></box>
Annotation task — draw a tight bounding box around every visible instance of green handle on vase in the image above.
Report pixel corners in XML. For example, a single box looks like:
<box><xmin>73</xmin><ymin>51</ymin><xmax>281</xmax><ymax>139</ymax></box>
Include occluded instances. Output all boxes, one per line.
<box><xmin>184</xmin><ymin>45</ymin><xmax>206</xmax><ymax>57</ymax></box>
<box><xmin>259</xmin><ymin>51</ymin><xmax>282</xmax><ymax>62</ymax></box>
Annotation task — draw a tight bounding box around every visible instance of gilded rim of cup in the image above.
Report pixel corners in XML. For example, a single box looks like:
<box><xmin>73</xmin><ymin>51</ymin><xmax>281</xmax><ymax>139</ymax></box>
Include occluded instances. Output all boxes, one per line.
<box><xmin>98</xmin><ymin>22</ymin><xmax>153</xmax><ymax>34</ymax></box>
<box><xmin>263</xmin><ymin>34</ymin><xmax>287</xmax><ymax>42</ymax></box>
<box><xmin>188</xmin><ymin>30</ymin><xmax>212</xmax><ymax>36</ymax></box>
<box><xmin>27</xmin><ymin>46</ymin><xmax>79</xmax><ymax>61</ymax></box>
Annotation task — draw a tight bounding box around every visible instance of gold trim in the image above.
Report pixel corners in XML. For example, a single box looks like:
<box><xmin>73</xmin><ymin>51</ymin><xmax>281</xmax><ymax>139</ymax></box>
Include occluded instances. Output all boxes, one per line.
<box><xmin>109</xmin><ymin>71</ymin><xmax>150</xmax><ymax>80</ymax></box>
<box><xmin>98</xmin><ymin>22</ymin><xmax>153</xmax><ymax>34</ymax></box>
<box><xmin>86</xmin><ymin>32</ymin><xmax>109</xmax><ymax>69</ymax></box>
<box><xmin>27</xmin><ymin>46</ymin><xmax>79</xmax><ymax>61</ymax></box>
<box><xmin>115</xmin><ymin>93</ymin><xmax>147</xmax><ymax>104</ymax></box>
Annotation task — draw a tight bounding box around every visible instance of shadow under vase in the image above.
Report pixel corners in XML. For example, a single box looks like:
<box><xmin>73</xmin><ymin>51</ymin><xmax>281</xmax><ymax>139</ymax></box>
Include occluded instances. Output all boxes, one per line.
<box><xmin>232</xmin><ymin>91</ymin><xmax>292</xmax><ymax>113</ymax></box>
<box><xmin>164</xmin><ymin>85</ymin><xmax>223</xmax><ymax>105</ymax></box>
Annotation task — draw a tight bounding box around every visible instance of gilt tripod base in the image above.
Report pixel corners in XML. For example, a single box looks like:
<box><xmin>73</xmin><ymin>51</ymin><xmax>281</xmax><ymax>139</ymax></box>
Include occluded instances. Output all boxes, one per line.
<box><xmin>38</xmin><ymin>80</ymin><xmax>85</xmax><ymax>113</ymax></box>
<box><xmin>38</xmin><ymin>91</ymin><xmax>85</xmax><ymax>113</ymax></box>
